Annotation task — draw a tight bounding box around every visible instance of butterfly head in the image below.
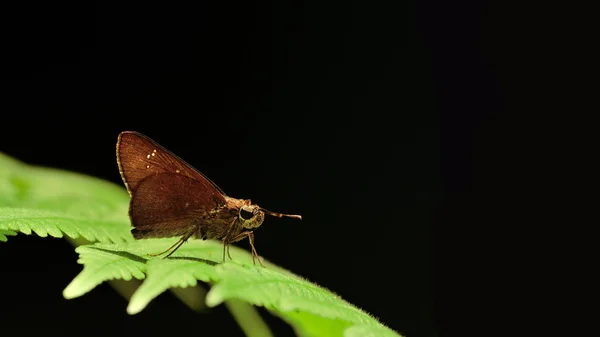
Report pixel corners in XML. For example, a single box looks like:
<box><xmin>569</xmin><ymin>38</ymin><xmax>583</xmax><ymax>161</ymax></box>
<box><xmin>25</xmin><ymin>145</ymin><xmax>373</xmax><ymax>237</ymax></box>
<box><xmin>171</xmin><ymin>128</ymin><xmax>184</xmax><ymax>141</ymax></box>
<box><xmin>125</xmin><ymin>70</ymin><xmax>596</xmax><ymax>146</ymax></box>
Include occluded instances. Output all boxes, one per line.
<box><xmin>239</xmin><ymin>204</ymin><xmax>265</xmax><ymax>229</ymax></box>
<box><xmin>239</xmin><ymin>200</ymin><xmax>303</xmax><ymax>229</ymax></box>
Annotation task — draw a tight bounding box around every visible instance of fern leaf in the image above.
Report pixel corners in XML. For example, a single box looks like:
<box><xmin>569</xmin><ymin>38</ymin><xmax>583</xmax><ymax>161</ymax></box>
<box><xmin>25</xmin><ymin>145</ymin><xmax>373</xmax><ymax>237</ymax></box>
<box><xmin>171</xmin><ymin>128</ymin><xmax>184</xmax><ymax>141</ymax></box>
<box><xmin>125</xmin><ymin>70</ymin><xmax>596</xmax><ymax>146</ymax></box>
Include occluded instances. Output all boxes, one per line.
<box><xmin>63</xmin><ymin>244</ymin><xmax>147</xmax><ymax>299</ymax></box>
<box><xmin>65</xmin><ymin>239</ymin><xmax>401</xmax><ymax>337</ymax></box>
<box><xmin>1</xmin><ymin>153</ymin><xmax>401</xmax><ymax>336</ymax></box>
<box><xmin>344</xmin><ymin>324</ymin><xmax>404</xmax><ymax>337</ymax></box>
<box><xmin>0</xmin><ymin>152</ymin><xmax>132</xmax><ymax>243</ymax></box>
<box><xmin>127</xmin><ymin>258</ymin><xmax>214</xmax><ymax>314</ymax></box>
<box><xmin>0</xmin><ymin>207</ymin><xmax>132</xmax><ymax>243</ymax></box>
<box><xmin>0</xmin><ymin>229</ymin><xmax>17</xmax><ymax>242</ymax></box>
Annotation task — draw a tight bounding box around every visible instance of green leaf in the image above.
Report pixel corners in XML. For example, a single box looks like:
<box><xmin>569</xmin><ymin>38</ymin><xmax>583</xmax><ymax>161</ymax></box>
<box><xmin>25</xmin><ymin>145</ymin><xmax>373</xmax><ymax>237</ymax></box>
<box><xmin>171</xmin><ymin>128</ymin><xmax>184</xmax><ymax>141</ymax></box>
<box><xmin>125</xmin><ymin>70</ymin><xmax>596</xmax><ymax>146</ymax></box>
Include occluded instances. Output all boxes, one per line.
<box><xmin>0</xmin><ymin>153</ymin><xmax>208</xmax><ymax>312</ymax></box>
<box><xmin>0</xmin><ymin>152</ymin><xmax>132</xmax><ymax>243</ymax></box>
<box><xmin>344</xmin><ymin>324</ymin><xmax>405</xmax><ymax>337</ymax></box>
<box><xmin>1</xmin><ymin>152</ymin><xmax>401</xmax><ymax>336</ymax></box>
<box><xmin>65</xmin><ymin>239</ymin><xmax>401</xmax><ymax>337</ymax></box>
<box><xmin>0</xmin><ymin>229</ymin><xmax>17</xmax><ymax>242</ymax></box>
<box><xmin>128</xmin><ymin>255</ymin><xmax>215</xmax><ymax>314</ymax></box>
<box><xmin>63</xmin><ymin>244</ymin><xmax>147</xmax><ymax>299</ymax></box>
<box><xmin>0</xmin><ymin>207</ymin><xmax>132</xmax><ymax>242</ymax></box>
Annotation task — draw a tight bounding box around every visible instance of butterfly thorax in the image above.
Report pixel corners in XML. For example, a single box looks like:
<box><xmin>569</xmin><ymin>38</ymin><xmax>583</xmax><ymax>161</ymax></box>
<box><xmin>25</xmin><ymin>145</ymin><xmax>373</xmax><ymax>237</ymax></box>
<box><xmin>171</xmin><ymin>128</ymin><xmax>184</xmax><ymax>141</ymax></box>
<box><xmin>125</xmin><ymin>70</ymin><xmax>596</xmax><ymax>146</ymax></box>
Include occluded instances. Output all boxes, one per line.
<box><xmin>195</xmin><ymin>196</ymin><xmax>247</xmax><ymax>240</ymax></box>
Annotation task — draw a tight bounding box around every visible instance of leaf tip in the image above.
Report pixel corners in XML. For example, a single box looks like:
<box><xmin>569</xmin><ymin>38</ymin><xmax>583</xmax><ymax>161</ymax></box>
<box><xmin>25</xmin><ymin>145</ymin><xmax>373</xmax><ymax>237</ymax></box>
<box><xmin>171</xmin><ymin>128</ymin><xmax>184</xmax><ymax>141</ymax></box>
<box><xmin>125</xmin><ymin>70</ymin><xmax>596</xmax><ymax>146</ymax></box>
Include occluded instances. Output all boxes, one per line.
<box><xmin>126</xmin><ymin>300</ymin><xmax>146</xmax><ymax>315</ymax></box>
<box><xmin>62</xmin><ymin>283</ymin><xmax>81</xmax><ymax>300</ymax></box>
<box><xmin>205</xmin><ymin>287</ymin><xmax>225</xmax><ymax>307</ymax></box>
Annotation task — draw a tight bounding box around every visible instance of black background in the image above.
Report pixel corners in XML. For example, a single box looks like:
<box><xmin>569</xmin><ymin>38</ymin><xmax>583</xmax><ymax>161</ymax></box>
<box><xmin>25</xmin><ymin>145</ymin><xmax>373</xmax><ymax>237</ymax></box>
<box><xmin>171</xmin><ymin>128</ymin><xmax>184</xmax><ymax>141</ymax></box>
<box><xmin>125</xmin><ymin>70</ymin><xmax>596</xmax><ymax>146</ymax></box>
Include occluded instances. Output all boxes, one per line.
<box><xmin>0</xmin><ymin>1</ymin><xmax>573</xmax><ymax>337</ymax></box>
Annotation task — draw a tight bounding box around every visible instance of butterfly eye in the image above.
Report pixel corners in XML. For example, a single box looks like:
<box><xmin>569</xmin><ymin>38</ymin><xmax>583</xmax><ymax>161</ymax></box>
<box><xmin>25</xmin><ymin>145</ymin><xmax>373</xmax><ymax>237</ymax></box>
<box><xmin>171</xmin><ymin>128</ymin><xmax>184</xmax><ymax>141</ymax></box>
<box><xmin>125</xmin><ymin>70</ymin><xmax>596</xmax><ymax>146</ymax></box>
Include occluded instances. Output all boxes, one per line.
<box><xmin>240</xmin><ymin>208</ymin><xmax>254</xmax><ymax>220</ymax></box>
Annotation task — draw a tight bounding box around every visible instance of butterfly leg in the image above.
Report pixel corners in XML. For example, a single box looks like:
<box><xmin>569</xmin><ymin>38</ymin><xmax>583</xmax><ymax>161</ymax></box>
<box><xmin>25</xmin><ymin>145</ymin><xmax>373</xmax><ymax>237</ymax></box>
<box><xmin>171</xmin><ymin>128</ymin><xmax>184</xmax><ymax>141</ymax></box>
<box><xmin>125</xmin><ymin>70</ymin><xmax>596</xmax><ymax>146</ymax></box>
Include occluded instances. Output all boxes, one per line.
<box><xmin>222</xmin><ymin>243</ymin><xmax>229</xmax><ymax>263</ymax></box>
<box><xmin>147</xmin><ymin>226</ymin><xmax>197</xmax><ymax>259</ymax></box>
<box><xmin>221</xmin><ymin>242</ymin><xmax>235</xmax><ymax>262</ymax></box>
<box><xmin>228</xmin><ymin>231</ymin><xmax>264</xmax><ymax>267</ymax></box>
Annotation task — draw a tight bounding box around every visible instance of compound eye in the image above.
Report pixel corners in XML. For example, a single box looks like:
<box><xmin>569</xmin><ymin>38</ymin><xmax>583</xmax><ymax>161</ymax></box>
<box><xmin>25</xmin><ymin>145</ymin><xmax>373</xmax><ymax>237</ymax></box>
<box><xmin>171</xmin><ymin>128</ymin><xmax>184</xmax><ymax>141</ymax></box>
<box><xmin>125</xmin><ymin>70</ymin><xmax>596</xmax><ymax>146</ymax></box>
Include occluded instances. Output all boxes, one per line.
<box><xmin>240</xmin><ymin>208</ymin><xmax>254</xmax><ymax>220</ymax></box>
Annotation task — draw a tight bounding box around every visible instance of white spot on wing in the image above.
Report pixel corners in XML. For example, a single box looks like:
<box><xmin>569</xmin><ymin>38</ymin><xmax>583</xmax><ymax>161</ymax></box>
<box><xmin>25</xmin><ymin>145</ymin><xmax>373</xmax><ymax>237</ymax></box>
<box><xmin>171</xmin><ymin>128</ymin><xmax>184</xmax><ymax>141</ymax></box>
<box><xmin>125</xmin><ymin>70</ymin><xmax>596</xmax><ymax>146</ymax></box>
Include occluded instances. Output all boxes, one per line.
<box><xmin>146</xmin><ymin>154</ymin><xmax>150</xmax><ymax>159</ymax></box>
<box><xmin>146</xmin><ymin>165</ymin><xmax>150</xmax><ymax>169</ymax></box>
<box><xmin>176</xmin><ymin>169</ymin><xmax>180</xmax><ymax>173</ymax></box>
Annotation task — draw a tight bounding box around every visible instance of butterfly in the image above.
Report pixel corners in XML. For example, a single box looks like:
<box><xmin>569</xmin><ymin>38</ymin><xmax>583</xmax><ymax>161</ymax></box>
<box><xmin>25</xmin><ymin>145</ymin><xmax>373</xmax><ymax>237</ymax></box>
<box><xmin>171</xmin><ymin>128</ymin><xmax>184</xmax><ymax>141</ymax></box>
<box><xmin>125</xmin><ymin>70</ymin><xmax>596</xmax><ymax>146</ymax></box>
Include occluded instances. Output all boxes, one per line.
<box><xmin>116</xmin><ymin>131</ymin><xmax>301</xmax><ymax>266</ymax></box>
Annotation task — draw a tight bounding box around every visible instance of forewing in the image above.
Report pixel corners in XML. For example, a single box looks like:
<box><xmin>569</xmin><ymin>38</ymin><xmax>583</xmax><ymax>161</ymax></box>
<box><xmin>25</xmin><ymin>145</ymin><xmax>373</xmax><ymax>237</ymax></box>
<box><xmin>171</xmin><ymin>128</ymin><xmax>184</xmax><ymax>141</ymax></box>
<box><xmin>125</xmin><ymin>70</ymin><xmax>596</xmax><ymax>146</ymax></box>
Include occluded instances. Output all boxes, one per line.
<box><xmin>116</xmin><ymin>131</ymin><xmax>226</xmax><ymax>196</ymax></box>
<box><xmin>129</xmin><ymin>173</ymin><xmax>223</xmax><ymax>238</ymax></box>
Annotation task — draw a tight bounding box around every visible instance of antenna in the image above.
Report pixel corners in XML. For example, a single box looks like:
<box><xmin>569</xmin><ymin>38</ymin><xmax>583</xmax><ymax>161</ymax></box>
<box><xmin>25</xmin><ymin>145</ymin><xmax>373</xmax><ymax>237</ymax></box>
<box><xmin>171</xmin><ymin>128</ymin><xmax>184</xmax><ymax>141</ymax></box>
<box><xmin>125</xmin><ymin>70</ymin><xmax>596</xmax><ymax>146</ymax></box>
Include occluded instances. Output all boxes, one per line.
<box><xmin>260</xmin><ymin>207</ymin><xmax>302</xmax><ymax>220</ymax></box>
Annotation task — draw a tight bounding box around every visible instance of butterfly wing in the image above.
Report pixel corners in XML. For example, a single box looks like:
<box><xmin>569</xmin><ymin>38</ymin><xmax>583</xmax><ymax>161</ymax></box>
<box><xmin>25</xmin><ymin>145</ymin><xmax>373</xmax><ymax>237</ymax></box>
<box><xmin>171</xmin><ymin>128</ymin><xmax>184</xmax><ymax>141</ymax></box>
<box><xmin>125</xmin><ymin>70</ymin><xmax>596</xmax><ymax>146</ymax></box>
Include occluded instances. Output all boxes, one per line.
<box><xmin>117</xmin><ymin>131</ymin><xmax>226</xmax><ymax>196</ymax></box>
<box><xmin>116</xmin><ymin>131</ymin><xmax>229</xmax><ymax>238</ymax></box>
<box><xmin>129</xmin><ymin>173</ymin><xmax>228</xmax><ymax>238</ymax></box>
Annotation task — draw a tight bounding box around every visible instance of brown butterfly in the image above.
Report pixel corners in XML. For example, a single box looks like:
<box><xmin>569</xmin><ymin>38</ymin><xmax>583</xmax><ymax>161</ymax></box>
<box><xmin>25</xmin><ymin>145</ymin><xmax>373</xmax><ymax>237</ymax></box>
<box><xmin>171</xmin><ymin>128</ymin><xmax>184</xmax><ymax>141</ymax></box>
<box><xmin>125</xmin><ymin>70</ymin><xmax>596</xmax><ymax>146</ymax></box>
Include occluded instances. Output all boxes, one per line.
<box><xmin>116</xmin><ymin>131</ymin><xmax>301</xmax><ymax>266</ymax></box>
